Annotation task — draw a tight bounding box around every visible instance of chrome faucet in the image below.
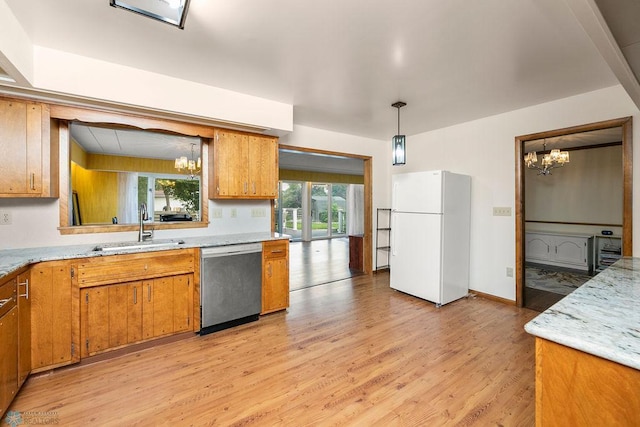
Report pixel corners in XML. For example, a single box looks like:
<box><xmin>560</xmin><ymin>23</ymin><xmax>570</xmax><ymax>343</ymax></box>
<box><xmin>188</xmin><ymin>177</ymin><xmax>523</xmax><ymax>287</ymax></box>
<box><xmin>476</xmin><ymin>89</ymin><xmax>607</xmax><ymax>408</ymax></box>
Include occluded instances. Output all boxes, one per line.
<box><xmin>138</xmin><ymin>203</ymin><xmax>153</xmax><ymax>242</ymax></box>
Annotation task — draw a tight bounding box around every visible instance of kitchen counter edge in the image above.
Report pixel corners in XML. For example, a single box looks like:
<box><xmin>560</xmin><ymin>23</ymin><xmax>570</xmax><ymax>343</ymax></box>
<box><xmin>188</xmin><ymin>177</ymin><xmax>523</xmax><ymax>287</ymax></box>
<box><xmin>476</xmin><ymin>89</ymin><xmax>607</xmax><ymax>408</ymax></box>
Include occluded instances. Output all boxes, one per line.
<box><xmin>0</xmin><ymin>233</ymin><xmax>290</xmax><ymax>280</ymax></box>
<box><xmin>524</xmin><ymin>257</ymin><xmax>640</xmax><ymax>370</ymax></box>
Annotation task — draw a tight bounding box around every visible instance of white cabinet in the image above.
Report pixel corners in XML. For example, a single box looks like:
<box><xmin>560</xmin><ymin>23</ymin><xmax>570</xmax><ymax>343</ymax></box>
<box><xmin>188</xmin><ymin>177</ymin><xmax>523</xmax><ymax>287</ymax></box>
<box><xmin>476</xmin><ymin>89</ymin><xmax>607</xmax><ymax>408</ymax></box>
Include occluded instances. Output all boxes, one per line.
<box><xmin>525</xmin><ymin>232</ymin><xmax>593</xmax><ymax>273</ymax></box>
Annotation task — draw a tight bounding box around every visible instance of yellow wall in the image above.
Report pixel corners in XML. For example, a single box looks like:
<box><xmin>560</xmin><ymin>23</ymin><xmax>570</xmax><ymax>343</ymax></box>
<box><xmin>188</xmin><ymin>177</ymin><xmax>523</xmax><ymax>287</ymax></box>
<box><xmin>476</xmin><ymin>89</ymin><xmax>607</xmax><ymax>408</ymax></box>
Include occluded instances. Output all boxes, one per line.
<box><xmin>279</xmin><ymin>169</ymin><xmax>364</xmax><ymax>184</ymax></box>
<box><xmin>71</xmin><ymin>162</ymin><xmax>118</xmax><ymax>225</ymax></box>
<box><xmin>87</xmin><ymin>153</ymin><xmax>176</xmax><ymax>174</ymax></box>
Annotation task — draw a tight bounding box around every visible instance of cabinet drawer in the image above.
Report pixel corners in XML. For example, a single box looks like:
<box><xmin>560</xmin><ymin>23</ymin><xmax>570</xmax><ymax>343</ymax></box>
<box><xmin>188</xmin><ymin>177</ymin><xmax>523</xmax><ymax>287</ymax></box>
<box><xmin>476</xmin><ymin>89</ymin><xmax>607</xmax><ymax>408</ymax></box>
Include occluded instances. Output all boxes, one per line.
<box><xmin>262</xmin><ymin>240</ymin><xmax>288</xmax><ymax>260</ymax></box>
<box><xmin>0</xmin><ymin>277</ymin><xmax>16</xmax><ymax>318</ymax></box>
<box><xmin>77</xmin><ymin>249</ymin><xmax>195</xmax><ymax>287</ymax></box>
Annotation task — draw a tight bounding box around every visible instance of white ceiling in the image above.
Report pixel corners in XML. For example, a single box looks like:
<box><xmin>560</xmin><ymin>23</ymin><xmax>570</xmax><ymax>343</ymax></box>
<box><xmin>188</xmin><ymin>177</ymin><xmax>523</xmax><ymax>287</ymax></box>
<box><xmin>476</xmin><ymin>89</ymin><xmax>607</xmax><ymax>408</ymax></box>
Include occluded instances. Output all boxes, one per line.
<box><xmin>70</xmin><ymin>123</ymin><xmax>201</xmax><ymax>161</ymax></box>
<box><xmin>70</xmin><ymin>123</ymin><xmax>364</xmax><ymax>175</ymax></box>
<box><xmin>3</xmin><ymin>0</ymin><xmax>628</xmax><ymax>140</ymax></box>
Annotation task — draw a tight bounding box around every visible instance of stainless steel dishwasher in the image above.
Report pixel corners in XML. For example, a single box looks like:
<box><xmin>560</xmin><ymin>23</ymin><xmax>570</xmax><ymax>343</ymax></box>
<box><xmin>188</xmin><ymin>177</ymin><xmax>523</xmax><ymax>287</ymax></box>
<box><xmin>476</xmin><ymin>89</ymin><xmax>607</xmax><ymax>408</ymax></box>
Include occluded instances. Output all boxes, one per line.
<box><xmin>200</xmin><ymin>243</ymin><xmax>262</xmax><ymax>334</ymax></box>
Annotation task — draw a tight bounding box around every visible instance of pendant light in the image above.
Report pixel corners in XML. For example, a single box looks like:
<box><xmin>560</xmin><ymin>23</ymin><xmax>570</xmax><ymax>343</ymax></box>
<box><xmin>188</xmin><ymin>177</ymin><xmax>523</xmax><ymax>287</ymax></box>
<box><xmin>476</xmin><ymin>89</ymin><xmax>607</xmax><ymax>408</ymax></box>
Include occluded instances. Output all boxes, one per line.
<box><xmin>392</xmin><ymin>101</ymin><xmax>407</xmax><ymax>165</ymax></box>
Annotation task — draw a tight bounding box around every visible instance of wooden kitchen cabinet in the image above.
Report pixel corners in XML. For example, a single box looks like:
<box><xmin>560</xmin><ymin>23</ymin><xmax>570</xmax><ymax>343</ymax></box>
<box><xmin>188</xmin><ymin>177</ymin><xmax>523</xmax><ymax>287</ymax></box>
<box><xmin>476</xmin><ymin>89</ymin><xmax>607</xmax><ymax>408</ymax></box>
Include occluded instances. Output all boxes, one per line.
<box><xmin>261</xmin><ymin>240</ymin><xmax>290</xmax><ymax>314</ymax></box>
<box><xmin>0</xmin><ymin>307</ymin><xmax>18</xmax><ymax>417</ymax></box>
<box><xmin>0</xmin><ymin>275</ymin><xmax>18</xmax><ymax>417</ymax></box>
<box><xmin>30</xmin><ymin>260</ymin><xmax>80</xmax><ymax>372</ymax></box>
<box><xmin>534</xmin><ymin>338</ymin><xmax>640</xmax><ymax>426</ymax></box>
<box><xmin>76</xmin><ymin>248</ymin><xmax>195</xmax><ymax>287</ymax></box>
<box><xmin>0</xmin><ymin>97</ymin><xmax>57</xmax><ymax>198</ymax></box>
<box><xmin>210</xmin><ymin>129</ymin><xmax>278</xmax><ymax>199</ymax></box>
<box><xmin>17</xmin><ymin>270</ymin><xmax>31</xmax><ymax>387</ymax></box>
<box><xmin>81</xmin><ymin>274</ymin><xmax>194</xmax><ymax>357</ymax></box>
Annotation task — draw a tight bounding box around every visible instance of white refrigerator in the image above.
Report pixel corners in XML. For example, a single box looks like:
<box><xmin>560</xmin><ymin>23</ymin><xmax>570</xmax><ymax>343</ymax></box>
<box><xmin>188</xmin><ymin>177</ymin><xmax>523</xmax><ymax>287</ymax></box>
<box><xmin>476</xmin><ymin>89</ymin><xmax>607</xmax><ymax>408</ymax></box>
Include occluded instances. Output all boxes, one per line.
<box><xmin>390</xmin><ymin>170</ymin><xmax>471</xmax><ymax>306</ymax></box>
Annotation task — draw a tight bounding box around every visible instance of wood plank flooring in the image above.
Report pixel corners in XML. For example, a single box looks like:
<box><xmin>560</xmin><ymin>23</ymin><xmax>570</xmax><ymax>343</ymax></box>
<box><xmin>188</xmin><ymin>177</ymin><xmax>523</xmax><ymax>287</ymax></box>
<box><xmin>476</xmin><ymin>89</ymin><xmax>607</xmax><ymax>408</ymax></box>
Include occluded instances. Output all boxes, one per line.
<box><xmin>289</xmin><ymin>238</ymin><xmax>361</xmax><ymax>291</ymax></box>
<box><xmin>9</xmin><ymin>272</ymin><xmax>538</xmax><ymax>426</ymax></box>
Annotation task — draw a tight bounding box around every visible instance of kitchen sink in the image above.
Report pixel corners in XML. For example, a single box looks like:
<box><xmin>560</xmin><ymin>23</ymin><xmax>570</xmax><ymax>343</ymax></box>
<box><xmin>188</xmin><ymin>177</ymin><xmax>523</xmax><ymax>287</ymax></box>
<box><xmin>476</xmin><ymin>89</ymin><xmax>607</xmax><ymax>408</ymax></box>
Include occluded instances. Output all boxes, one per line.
<box><xmin>93</xmin><ymin>239</ymin><xmax>186</xmax><ymax>252</ymax></box>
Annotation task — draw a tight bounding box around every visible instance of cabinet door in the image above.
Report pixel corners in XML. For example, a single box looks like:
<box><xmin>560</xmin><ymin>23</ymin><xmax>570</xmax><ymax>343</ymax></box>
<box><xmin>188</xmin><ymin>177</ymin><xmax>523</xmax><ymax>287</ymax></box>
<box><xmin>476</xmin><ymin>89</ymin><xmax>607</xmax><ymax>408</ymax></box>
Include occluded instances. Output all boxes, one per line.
<box><xmin>525</xmin><ymin>233</ymin><xmax>551</xmax><ymax>262</ymax></box>
<box><xmin>248</xmin><ymin>135</ymin><xmax>278</xmax><ymax>197</ymax></box>
<box><xmin>262</xmin><ymin>258</ymin><xmax>289</xmax><ymax>314</ymax></box>
<box><xmin>554</xmin><ymin>237</ymin><xmax>587</xmax><ymax>266</ymax></box>
<box><xmin>17</xmin><ymin>271</ymin><xmax>31</xmax><ymax>387</ymax></box>
<box><xmin>213</xmin><ymin>130</ymin><xmax>249</xmax><ymax>197</ymax></box>
<box><xmin>107</xmin><ymin>284</ymin><xmax>129</xmax><ymax>349</ymax></box>
<box><xmin>0</xmin><ymin>307</ymin><xmax>18</xmax><ymax>417</ymax></box>
<box><xmin>173</xmin><ymin>274</ymin><xmax>192</xmax><ymax>333</ymax></box>
<box><xmin>127</xmin><ymin>282</ymin><xmax>143</xmax><ymax>343</ymax></box>
<box><xmin>84</xmin><ymin>287</ymin><xmax>109</xmax><ymax>356</ymax></box>
<box><xmin>262</xmin><ymin>240</ymin><xmax>290</xmax><ymax>314</ymax></box>
<box><xmin>0</xmin><ymin>100</ymin><xmax>44</xmax><ymax>196</ymax></box>
<box><xmin>30</xmin><ymin>262</ymin><xmax>78</xmax><ymax>371</ymax></box>
<box><xmin>142</xmin><ymin>280</ymin><xmax>154</xmax><ymax>340</ymax></box>
<box><xmin>151</xmin><ymin>277</ymin><xmax>174</xmax><ymax>337</ymax></box>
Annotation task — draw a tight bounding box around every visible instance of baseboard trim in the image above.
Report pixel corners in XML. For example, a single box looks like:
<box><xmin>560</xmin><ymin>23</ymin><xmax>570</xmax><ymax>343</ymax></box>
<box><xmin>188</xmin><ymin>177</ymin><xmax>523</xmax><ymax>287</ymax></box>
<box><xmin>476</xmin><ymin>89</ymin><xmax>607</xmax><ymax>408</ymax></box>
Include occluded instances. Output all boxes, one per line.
<box><xmin>470</xmin><ymin>290</ymin><xmax>516</xmax><ymax>306</ymax></box>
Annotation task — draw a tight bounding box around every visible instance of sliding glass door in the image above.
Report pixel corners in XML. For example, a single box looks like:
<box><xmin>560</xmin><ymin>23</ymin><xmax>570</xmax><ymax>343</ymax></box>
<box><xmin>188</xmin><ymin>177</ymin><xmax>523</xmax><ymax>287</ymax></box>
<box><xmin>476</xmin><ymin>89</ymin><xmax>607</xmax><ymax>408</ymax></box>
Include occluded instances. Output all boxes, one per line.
<box><xmin>278</xmin><ymin>181</ymin><xmax>354</xmax><ymax>241</ymax></box>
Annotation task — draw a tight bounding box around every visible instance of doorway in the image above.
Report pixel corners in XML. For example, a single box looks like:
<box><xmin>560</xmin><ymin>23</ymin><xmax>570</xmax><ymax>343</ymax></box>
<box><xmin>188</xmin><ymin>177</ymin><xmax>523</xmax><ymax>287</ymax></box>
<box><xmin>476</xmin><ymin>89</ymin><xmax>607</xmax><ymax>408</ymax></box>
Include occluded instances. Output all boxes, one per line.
<box><xmin>277</xmin><ymin>145</ymin><xmax>372</xmax><ymax>290</ymax></box>
<box><xmin>515</xmin><ymin>117</ymin><xmax>633</xmax><ymax>309</ymax></box>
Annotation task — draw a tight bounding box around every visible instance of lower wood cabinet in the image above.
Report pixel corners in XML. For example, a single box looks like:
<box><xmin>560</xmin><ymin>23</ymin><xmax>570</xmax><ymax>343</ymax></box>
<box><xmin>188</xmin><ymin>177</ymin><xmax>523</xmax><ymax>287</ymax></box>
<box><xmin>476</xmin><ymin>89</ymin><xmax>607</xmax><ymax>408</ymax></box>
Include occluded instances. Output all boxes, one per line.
<box><xmin>535</xmin><ymin>338</ymin><xmax>640</xmax><ymax>426</ymax></box>
<box><xmin>81</xmin><ymin>274</ymin><xmax>193</xmax><ymax>357</ymax></box>
<box><xmin>17</xmin><ymin>270</ymin><xmax>30</xmax><ymax>387</ymax></box>
<box><xmin>29</xmin><ymin>260</ymin><xmax>80</xmax><ymax>372</ymax></box>
<box><xmin>261</xmin><ymin>240</ymin><xmax>290</xmax><ymax>314</ymax></box>
<box><xmin>0</xmin><ymin>276</ymin><xmax>18</xmax><ymax>417</ymax></box>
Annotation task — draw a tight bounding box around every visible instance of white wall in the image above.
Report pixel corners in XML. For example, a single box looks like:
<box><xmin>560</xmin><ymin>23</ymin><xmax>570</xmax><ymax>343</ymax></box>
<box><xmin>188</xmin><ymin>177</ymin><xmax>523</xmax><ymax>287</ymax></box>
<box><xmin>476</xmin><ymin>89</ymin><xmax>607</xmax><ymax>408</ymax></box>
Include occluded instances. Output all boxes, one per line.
<box><xmin>0</xmin><ymin>197</ymin><xmax>271</xmax><ymax>250</ymax></box>
<box><xmin>395</xmin><ymin>85</ymin><xmax>639</xmax><ymax>301</ymax></box>
<box><xmin>0</xmin><ymin>2</ymin><xmax>293</xmax><ymax>133</ymax></box>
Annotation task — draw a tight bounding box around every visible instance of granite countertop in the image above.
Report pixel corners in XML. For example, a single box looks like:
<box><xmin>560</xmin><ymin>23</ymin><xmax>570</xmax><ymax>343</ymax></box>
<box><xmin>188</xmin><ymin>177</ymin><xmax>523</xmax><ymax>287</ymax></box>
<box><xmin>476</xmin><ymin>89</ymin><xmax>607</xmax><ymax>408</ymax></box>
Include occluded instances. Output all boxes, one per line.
<box><xmin>524</xmin><ymin>257</ymin><xmax>640</xmax><ymax>370</ymax></box>
<box><xmin>0</xmin><ymin>232</ymin><xmax>289</xmax><ymax>280</ymax></box>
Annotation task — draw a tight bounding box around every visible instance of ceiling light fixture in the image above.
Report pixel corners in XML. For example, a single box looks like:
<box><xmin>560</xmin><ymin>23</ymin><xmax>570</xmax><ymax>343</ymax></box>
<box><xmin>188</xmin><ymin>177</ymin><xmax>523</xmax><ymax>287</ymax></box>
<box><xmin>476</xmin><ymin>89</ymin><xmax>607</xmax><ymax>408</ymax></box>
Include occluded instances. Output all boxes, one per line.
<box><xmin>392</xmin><ymin>101</ymin><xmax>407</xmax><ymax>166</ymax></box>
<box><xmin>110</xmin><ymin>0</ymin><xmax>190</xmax><ymax>29</ymax></box>
<box><xmin>524</xmin><ymin>140</ymin><xmax>570</xmax><ymax>175</ymax></box>
<box><xmin>175</xmin><ymin>143</ymin><xmax>201</xmax><ymax>178</ymax></box>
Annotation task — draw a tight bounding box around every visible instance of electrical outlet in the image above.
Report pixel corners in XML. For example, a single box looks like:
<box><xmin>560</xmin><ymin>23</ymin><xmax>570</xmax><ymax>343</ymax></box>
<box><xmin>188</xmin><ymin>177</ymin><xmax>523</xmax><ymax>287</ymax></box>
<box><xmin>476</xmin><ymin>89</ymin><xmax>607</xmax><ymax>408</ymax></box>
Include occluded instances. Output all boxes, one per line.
<box><xmin>493</xmin><ymin>207</ymin><xmax>512</xmax><ymax>216</ymax></box>
<box><xmin>230</xmin><ymin>208</ymin><xmax>237</xmax><ymax>218</ymax></box>
<box><xmin>506</xmin><ymin>267</ymin><xmax>514</xmax><ymax>277</ymax></box>
<box><xmin>0</xmin><ymin>211</ymin><xmax>12</xmax><ymax>225</ymax></box>
<box><xmin>212</xmin><ymin>208</ymin><xmax>222</xmax><ymax>219</ymax></box>
<box><xmin>251</xmin><ymin>208</ymin><xmax>266</xmax><ymax>217</ymax></box>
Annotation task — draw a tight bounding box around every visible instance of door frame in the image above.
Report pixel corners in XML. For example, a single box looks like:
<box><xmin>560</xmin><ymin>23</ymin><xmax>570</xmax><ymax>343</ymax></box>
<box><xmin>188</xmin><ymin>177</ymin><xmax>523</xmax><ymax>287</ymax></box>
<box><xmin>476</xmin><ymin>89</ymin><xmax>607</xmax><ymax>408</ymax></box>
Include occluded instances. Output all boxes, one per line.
<box><xmin>276</xmin><ymin>144</ymin><xmax>373</xmax><ymax>275</ymax></box>
<box><xmin>514</xmin><ymin>117</ymin><xmax>633</xmax><ymax>307</ymax></box>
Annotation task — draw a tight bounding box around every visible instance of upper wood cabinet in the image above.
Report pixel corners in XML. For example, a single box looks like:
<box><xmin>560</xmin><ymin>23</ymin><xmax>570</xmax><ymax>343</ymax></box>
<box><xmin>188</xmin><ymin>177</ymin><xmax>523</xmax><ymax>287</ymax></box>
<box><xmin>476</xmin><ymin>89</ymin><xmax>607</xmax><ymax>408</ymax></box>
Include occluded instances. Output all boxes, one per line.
<box><xmin>210</xmin><ymin>129</ymin><xmax>278</xmax><ymax>199</ymax></box>
<box><xmin>0</xmin><ymin>98</ymin><xmax>57</xmax><ymax>198</ymax></box>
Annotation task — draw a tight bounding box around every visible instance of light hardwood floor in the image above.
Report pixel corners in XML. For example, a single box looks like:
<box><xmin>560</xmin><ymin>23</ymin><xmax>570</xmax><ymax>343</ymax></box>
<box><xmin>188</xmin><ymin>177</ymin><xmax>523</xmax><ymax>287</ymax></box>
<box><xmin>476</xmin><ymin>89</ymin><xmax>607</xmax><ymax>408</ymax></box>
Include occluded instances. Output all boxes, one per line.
<box><xmin>289</xmin><ymin>238</ymin><xmax>361</xmax><ymax>291</ymax></box>
<box><xmin>10</xmin><ymin>272</ymin><xmax>537</xmax><ymax>426</ymax></box>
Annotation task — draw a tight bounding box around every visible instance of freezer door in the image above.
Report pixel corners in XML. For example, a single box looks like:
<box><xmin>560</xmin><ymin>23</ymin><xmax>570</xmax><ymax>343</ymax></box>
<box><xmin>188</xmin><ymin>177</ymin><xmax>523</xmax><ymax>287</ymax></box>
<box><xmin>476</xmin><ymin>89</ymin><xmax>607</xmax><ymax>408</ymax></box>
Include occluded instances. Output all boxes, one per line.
<box><xmin>392</xmin><ymin>171</ymin><xmax>443</xmax><ymax>213</ymax></box>
<box><xmin>390</xmin><ymin>212</ymin><xmax>442</xmax><ymax>303</ymax></box>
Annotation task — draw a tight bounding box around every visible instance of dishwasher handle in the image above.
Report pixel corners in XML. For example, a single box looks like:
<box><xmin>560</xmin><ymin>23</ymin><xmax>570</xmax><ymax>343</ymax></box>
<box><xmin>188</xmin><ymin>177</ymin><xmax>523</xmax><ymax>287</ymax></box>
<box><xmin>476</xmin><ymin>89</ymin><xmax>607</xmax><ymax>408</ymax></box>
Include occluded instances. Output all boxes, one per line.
<box><xmin>201</xmin><ymin>243</ymin><xmax>262</xmax><ymax>258</ymax></box>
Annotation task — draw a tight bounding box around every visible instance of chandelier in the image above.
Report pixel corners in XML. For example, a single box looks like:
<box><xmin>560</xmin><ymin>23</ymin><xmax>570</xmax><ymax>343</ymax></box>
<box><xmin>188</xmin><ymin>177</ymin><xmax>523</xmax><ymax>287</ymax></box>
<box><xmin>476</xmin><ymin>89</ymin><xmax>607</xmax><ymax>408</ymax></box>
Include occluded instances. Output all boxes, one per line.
<box><xmin>524</xmin><ymin>140</ymin><xmax>569</xmax><ymax>175</ymax></box>
<box><xmin>175</xmin><ymin>143</ymin><xmax>201</xmax><ymax>178</ymax></box>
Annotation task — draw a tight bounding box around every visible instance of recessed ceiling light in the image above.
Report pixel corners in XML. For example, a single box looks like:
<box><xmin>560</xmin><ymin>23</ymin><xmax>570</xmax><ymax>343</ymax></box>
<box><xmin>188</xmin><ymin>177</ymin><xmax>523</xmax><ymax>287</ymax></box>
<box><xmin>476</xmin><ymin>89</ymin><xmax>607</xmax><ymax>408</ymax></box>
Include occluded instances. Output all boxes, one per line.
<box><xmin>110</xmin><ymin>0</ymin><xmax>190</xmax><ymax>29</ymax></box>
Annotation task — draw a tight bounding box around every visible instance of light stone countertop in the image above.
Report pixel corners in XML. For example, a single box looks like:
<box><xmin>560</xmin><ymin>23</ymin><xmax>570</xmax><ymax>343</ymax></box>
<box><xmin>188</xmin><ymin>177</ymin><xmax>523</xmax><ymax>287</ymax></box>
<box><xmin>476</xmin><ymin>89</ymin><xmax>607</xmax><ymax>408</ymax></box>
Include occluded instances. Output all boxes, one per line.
<box><xmin>524</xmin><ymin>257</ymin><xmax>640</xmax><ymax>370</ymax></box>
<box><xmin>0</xmin><ymin>232</ymin><xmax>289</xmax><ymax>280</ymax></box>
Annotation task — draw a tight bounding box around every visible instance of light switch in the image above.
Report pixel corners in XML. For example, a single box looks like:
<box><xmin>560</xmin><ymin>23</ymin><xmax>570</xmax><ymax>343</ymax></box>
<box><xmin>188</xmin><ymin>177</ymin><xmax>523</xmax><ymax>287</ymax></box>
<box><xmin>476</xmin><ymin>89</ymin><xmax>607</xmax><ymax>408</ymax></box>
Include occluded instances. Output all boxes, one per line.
<box><xmin>493</xmin><ymin>207</ymin><xmax>512</xmax><ymax>216</ymax></box>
